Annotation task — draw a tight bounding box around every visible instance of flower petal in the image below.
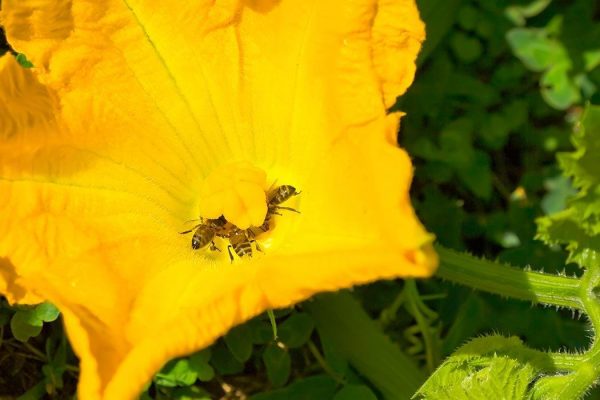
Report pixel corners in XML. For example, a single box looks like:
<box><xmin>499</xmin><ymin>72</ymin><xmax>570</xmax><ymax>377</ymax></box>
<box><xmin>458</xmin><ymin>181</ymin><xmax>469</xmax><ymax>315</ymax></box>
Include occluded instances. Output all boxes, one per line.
<box><xmin>288</xmin><ymin>115</ymin><xmax>434</xmax><ymax>256</ymax></box>
<box><xmin>0</xmin><ymin>1</ymin><xmax>433</xmax><ymax>399</ymax></box>
<box><xmin>0</xmin><ymin>55</ymin><xmax>57</xmax><ymax>139</ymax></box>
<box><xmin>373</xmin><ymin>0</ymin><xmax>425</xmax><ymax>107</ymax></box>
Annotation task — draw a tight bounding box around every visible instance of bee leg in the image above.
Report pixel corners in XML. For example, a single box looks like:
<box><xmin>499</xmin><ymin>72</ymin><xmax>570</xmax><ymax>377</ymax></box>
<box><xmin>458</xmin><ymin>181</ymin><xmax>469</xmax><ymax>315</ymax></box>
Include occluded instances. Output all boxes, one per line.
<box><xmin>209</xmin><ymin>241</ymin><xmax>221</xmax><ymax>252</ymax></box>
<box><xmin>227</xmin><ymin>245</ymin><xmax>235</xmax><ymax>263</ymax></box>
<box><xmin>274</xmin><ymin>206</ymin><xmax>300</xmax><ymax>214</ymax></box>
<box><xmin>253</xmin><ymin>240</ymin><xmax>263</xmax><ymax>253</ymax></box>
<box><xmin>179</xmin><ymin>225</ymin><xmax>200</xmax><ymax>235</ymax></box>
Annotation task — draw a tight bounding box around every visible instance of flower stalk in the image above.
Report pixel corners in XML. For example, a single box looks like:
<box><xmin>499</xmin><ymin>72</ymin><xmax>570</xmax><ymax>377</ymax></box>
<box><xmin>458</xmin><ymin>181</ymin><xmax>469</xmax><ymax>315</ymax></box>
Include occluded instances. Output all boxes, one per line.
<box><xmin>306</xmin><ymin>291</ymin><xmax>426</xmax><ymax>400</ymax></box>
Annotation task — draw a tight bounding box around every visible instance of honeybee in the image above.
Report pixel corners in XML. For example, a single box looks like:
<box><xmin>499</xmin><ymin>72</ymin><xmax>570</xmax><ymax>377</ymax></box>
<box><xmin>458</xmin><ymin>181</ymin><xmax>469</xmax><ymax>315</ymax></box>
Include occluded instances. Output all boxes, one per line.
<box><xmin>227</xmin><ymin>228</ymin><xmax>262</xmax><ymax>262</ymax></box>
<box><xmin>182</xmin><ymin>184</ymin><xmax>300</xmax><ymax>259</ymax></box>
<box><xmin>180</xmin><ymin>218</ymin><xmax>225</xmax><ymax>251</ymax></box>
<box><xmin>210</xmin><ymin>215</ymin><xmax>234</xmax><ymax>238</ymax></box>
<box><xmin>257</xmin><ymin>185</ymin><xmax>301</xmax><ymax>232</ymax></box>
<box><xmin>268</xmin><ymin>185</ymin><xmax>300</xmax><ymax>210</ymax></box>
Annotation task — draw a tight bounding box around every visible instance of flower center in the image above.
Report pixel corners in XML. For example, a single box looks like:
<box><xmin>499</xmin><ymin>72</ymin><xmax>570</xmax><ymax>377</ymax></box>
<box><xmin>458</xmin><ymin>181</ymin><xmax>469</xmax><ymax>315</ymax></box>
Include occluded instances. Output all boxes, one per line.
<box><xmin>198</xmin><ymin>161</ymin><xmax>268</xmax><ymax>230</ymax></box>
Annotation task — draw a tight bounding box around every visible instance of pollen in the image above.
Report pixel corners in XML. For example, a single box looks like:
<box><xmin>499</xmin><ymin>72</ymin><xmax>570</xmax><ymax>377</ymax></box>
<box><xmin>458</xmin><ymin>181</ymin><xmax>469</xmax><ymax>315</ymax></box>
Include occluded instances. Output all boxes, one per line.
<box><xmin>198</xmin><ymin>161</ymin><xmax>268</xmax><ymax>230</ymax></box>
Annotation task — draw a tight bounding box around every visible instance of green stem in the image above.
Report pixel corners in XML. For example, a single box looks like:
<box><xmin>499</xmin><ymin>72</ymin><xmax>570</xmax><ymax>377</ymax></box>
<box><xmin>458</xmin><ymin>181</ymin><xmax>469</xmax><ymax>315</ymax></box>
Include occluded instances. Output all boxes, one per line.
<box><xmin>306</xmin><ymin>291</ymin><xmax>425</xmax><ymax>400</ymax></box>
<box><xmin>574</xmin><ymin>256</ymin><xmax>600</xmax><ymax>385</ymax></box>
<box><xmin>404</xmin><ymin>280</ymin><xmax>440</xmax><ymax>373</ymax></box>
<box><xmin>24</xmin><ymin>342</ymin><xmax>47</xmax><ymax>360</ymax></box>
<box><xmin>435</xmin><ymin>245</ymin><xmax>583</xmax><ymax>309</ymax></box>
<box><xmin>307</xmin><ymin>340</ymin><xmax>346</xmax><ymax>385</ymax></box>
<box><xmin>267</xmin><ymin>309</ymin><xmax>278</xmax><ymax>340</ymax></box>
<box><xmin>378</xmin><ymin>288</ymin><xmax>406</xmax><ymax>328</ymax></box>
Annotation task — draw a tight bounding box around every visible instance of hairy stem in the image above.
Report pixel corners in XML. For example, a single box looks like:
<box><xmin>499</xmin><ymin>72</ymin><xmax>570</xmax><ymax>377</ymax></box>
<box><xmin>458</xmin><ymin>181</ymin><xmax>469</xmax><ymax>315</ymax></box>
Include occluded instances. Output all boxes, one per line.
<box><xmin>435</xmin><ymin>245</ymin><xmax>582</xmax><ymax>309</ymax></box>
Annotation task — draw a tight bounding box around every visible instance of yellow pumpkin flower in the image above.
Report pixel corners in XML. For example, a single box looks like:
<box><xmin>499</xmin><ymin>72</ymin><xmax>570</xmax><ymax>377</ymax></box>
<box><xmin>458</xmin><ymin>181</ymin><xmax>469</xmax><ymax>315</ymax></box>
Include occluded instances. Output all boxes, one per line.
<box><xmin>0</xmin><ymin>0</ymin><xmax>436</xmax><ymax>399</ymax></box>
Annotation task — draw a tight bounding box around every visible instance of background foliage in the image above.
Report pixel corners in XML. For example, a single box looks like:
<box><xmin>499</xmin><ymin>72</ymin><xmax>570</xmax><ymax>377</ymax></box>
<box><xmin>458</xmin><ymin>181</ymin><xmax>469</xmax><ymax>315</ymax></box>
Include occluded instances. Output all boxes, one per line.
<box><xmin>1</xmin><ymin>0</ymin><xmax>600</xmax><ymax>399</ymax></box>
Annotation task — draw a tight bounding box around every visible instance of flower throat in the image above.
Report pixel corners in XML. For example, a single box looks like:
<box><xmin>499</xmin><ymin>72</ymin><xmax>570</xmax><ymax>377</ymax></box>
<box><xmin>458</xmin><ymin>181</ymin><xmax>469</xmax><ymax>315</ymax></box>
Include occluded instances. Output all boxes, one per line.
<box><xmin>180</xmin><ymin>162</ymin><xmax>300</xmax><ymax>261</ymax></box>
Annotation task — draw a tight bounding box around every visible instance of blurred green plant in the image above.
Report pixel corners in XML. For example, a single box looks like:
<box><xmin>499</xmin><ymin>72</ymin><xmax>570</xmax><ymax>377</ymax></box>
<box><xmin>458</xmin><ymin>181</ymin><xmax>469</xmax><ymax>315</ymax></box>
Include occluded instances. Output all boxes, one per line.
<box><xmin>421</xmin><ymin>105</ymin><xmax>600</xmax><ymax>399</ymax></box>
<box><xmin>0</xmin><ymin>299</ymin><xmax>78</xmax><ymax>399</ymax></box>
<box><xmin>506</xmin><ymin>0</ymin><xmax>600</xmax><ymax>110</ymax></box>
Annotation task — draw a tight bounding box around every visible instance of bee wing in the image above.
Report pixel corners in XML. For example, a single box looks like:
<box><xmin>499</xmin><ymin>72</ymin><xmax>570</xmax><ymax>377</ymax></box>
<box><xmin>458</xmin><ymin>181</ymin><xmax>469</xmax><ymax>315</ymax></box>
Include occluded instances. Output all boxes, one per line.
<box><xmin>180</xmin><ymin>219</ymin><xmax>202</xmax><ymax>234</ymax></box>
<box><xmin>266</xmin><ymin>178</ymin><xmax>279</xmax><ymax>194</ymax></box>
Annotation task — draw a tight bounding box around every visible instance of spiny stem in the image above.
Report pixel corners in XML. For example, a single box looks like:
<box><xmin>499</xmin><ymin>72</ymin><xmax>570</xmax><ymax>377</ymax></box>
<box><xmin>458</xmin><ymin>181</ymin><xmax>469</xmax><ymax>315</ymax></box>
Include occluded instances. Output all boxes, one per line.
<box><xmin>435</xmin><ymin>245</ymin><xmax>582</xmax><ymax>310</ymax></box>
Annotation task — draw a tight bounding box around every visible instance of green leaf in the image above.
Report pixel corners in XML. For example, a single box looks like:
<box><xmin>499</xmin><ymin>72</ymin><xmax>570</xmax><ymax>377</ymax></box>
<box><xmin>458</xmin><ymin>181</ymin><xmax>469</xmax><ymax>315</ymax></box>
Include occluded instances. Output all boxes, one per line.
<box><xmin>278</xmin><ymin>312</ymin><xmax>315</xmax><ymax>349</ymax></box>
<box><xmin>417</xmin><ymin>187</ymin><xmax>465</xmax><ymax>249</ymax></box>
<box><xmin>416</xmin><ymin>0</ymin><xmax>465</xmax><ymax>64</ymax></box>
<box><xmin>140</xmin><ymin>392</ymin><xmax>153</xmax><ymax>400</ymax></box>
<box><xmin>15</xmin><ymin>53</ymin><xmax>34</xmax><ymax>68</ymax></box>
<box><xmin>262</xmin><ymin>343</ymin><xmax>291</xmax><ymax>388</ymax></box>
<box><xmin>505</xmin><ymin>0</ymin><xmax>551</xmax><ymax>26</ymax></box>
<box><xmin>8</xmin><ymin>302</ymin><xmax>60</xmax><ymax>342</ymax></box>
<box><xmin>414</xmin><ymin>336</ymin><xmax>553</xmax><ymax>400</ymax></box>
<box><xmin>154</xmin><ymin>359</ymin><xmax>197</xmax><ymax>388</ymax></box>
<box><xmin>502</xmin><ymin>100</ymin><xmax>529</xmax><ymax>131</ymax></box>
<box><xmin>42</xmin><ymin>364</ymin><xmax>63</xmax><ymax>394</ymax></box>
<box><xmin>10</xmin><ymin>309</ymin><xmax>43</xmax><ymax>342</ymax></box>
<box><xmin>33</xmin><ymin>303</ymin><xmax>60</xmax><ymax>323</ymax></box>
<box><xmin>507</xmin><ymin>28</ymin><xmax>568</xmax><ymax>72</ymax></box>
<box><xmin>250</xmin><ymin>391</ymin><xmax>289</xmax><ymax>400</ymax></box>
<box><xmin>537</xmin><ymin>105</ymin><xmax>600</xmax><ymax>267</ymax></box>
<box><xmin>457</xmin><ymin>5</ymin><xmax>479</xmax><ymax>31</ymax></box>
<box><xmin>584</xmin><ymin>50</ymin><xmax>600</xmax><ymax>71</ymax></box>
<box><xmin>43</xmin><ymin>336</ymin><xmax>68</xmax><ymax>394</ymax></box>
<box><xmin>437</xmin><ymin>118</ymin><xmax>476</xmax><ymax>167</ymax></box>
<box><xmin>16</xmin><ymin>381</ymin><xmax>47</xmax><ymax>400</ymax></box>
<box><xmin>541</xmin><ymin>64</ymin><xmax>581</xmax><ymax>110</ymax></box>
<box><xmin>319</xmin><ymin>331</ymin><xmax>350</xmax><ymax>379</ymax></box>
<box><xmin>210</xmin><ymin>341</ymin><xmax>244</xmax><ymax>375</ymax></box>
<box><xmin>188</xmin><ymin>349</ymin><xmax>215</xmax><ymax>382</ymax></box>
<box><xmin>446</xmin><ymin>73</ymin><xmax>500</xmax><ymax>106</ymax></box>
<box><xmin>440</xmin><ymin>295</ymin><xmax>487</xmax><ymax>355</ymax></box>
<box><xmin>250</xmin><ymin>375</ymin><xmax>338</xmax><ymax>400</ymax></box>
<box><xmin>456</xmin><ymin>150</ymin><xmax>492</xmax><ymax>200</ymax></box>
<box><xmin>248</xmin><ymin>318</ymin><xmax>276</xmax><ymax>345</ymax></box>
<box><xmin>0</xmin><ymin>305</ymin><xmax>11</xmax><ymax>326</ymax></box>
<box><xmin>541</xmin><ymin>176</ymin><xmax>577</xmax><ymax>215</ymax></box>
<box><xmin>224</xmin><ymin>323</ymin><xmax>253</xmax><ymax>363</ymax></box>
<box><xmin>333</xmin><ymin>385</ymin><xmax>378</xmax><ymax>400</ymax></box>
<box><xmin>450</xmin><ymin>32</ymin><xmax>483</xmax><ymax>63</ymax></box>
<box><xmin>170</xmin><ymin>386</ymin><xmax>212</xmax><ymax>400</ymax></box>
<box><xmin>479</xmin><ymin>113</ymin><xmax>511</xmax><ymax>150</ymax></box>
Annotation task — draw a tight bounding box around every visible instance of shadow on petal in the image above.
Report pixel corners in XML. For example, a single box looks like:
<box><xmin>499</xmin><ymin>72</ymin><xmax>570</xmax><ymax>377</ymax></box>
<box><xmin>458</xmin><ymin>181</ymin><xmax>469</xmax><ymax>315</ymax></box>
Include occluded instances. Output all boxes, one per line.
<box><xmin>0</xmin><ymin>257</ymin><xmax>42</xmax><ymax>304</ymax></box>
<box><xmin>243</xmin><ymin>0</ymin><xmax>282</xmax><ymax>13</ymax></box>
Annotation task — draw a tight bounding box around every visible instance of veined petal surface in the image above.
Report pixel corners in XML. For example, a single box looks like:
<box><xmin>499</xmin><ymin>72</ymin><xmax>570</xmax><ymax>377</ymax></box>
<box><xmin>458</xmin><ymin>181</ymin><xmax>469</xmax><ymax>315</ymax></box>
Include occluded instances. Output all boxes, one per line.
<box><xmin>0</xmin><ymin>0</ymin><xmax>433</xmax><ymax>399</ymax></box>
